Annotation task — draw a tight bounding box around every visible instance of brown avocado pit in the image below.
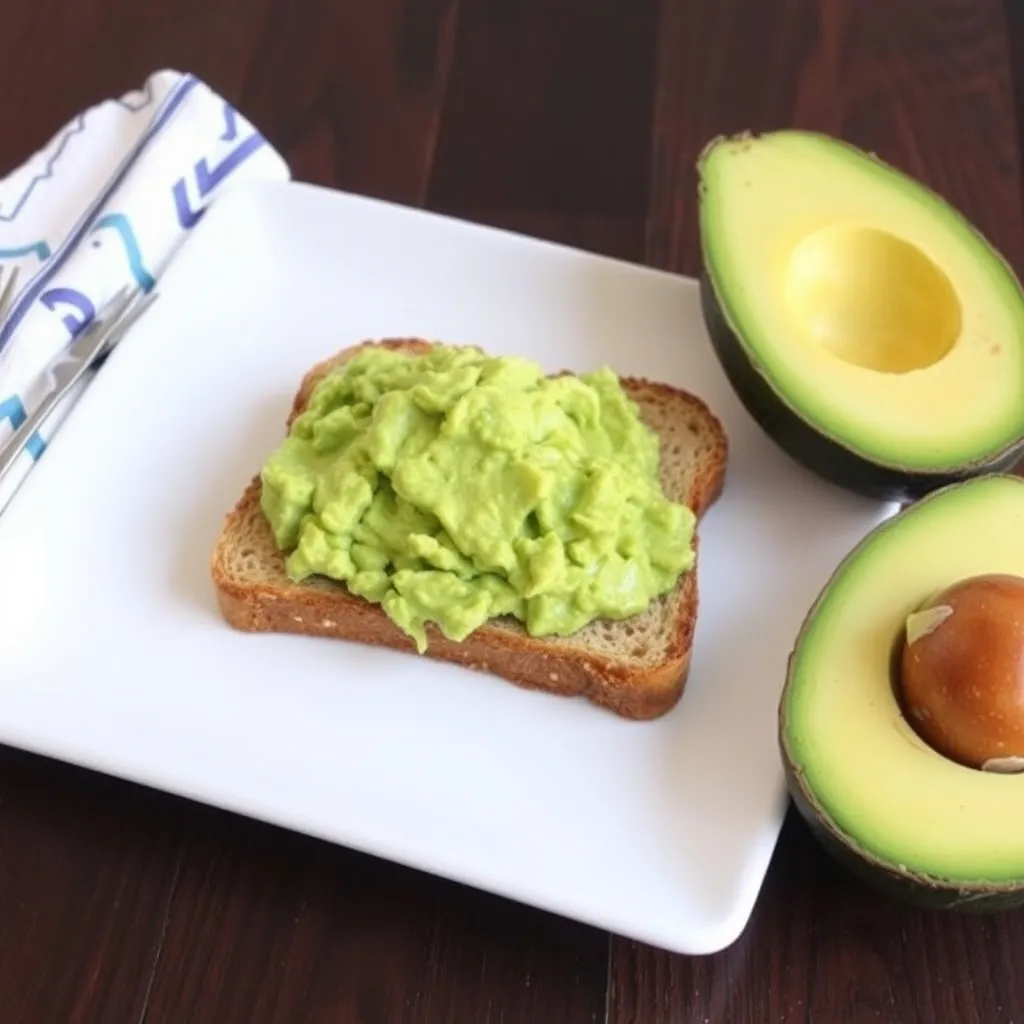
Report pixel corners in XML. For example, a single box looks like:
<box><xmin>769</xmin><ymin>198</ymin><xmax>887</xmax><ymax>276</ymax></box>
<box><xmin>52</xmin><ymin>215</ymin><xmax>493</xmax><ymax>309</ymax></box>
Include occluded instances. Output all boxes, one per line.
<box><xmin>898</xmin><ymin>573</ymin><xmax>1024</xmax><ymax>773</ymax></box>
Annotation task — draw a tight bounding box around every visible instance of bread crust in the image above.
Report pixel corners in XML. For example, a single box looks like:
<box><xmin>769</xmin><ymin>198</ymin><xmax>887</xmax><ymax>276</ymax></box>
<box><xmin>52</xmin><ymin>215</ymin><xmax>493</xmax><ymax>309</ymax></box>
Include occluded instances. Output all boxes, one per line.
<box><xmin>211</xmin><ymin>338</ymin><xmax>728</xmax><ymax>720</ymax></box>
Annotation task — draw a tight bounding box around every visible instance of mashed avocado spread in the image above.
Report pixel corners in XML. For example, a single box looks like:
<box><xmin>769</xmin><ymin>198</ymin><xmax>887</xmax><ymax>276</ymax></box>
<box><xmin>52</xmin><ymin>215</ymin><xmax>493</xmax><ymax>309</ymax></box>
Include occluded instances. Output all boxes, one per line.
<box><xmin>260</xmin><ymin>345</ymin><xmax>696</xmax><ymax>652</ymax></box>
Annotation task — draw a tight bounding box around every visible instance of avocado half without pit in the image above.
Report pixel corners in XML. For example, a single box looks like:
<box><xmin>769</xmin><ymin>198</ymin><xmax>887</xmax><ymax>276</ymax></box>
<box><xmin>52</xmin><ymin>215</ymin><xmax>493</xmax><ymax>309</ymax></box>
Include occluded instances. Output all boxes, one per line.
<box><xmin>697</xmin><ymin>130</ymin><xmax>1024</xmax><ymax>503</ymax></box>
<box><xmin>781</xmin><ymin>475</ymin><xmax>1024</xmax><ymax>910</ymax></box>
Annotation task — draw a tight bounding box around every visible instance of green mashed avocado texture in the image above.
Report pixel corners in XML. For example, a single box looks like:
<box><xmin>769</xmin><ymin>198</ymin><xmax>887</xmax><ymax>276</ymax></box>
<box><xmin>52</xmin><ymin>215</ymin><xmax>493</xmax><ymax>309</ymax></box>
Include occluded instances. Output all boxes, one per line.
<box><xmin>260</xmin><ymin>345</ymin><xmax>696</xmax><ymax>652</ymax></box>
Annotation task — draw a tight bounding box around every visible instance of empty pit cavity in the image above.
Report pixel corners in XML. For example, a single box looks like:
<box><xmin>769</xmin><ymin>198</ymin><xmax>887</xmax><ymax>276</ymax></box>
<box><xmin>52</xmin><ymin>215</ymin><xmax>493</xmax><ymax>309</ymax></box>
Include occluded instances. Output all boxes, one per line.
<box><xmin>785</xmin><ymin>225</ymin><xmax>962</xmax><ymax>373</ymax></box>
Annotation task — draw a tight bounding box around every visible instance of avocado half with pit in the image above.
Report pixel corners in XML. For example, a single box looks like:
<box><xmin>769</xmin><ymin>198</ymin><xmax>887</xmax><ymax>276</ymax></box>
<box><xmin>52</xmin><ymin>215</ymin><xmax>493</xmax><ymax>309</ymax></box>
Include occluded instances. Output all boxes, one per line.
<box><xmin>698</xmin><ymin>131</ymin><xmax>1024</xmax><ymax>503</ymax></box>
<box><xmin>781</xmin><ymin>474</ymin><xmax>1024</xmax><ymax>910</ymax></box>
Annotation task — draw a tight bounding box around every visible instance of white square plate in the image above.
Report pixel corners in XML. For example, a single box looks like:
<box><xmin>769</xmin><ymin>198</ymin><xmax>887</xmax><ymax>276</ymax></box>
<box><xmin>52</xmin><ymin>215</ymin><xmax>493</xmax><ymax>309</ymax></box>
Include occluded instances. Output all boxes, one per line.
<box><xmin>0</xmin><ymin>181</ymin><xmax>894</xmax><ymax>954</ymax></box>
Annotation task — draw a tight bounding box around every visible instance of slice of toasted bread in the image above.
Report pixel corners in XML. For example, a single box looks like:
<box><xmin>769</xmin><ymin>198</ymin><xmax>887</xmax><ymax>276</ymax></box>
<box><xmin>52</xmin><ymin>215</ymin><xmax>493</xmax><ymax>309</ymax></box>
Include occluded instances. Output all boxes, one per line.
<box><xmin>211</xmin><ymin>339</ymin><xmax>729</xmax><ymax>719</ymax></box>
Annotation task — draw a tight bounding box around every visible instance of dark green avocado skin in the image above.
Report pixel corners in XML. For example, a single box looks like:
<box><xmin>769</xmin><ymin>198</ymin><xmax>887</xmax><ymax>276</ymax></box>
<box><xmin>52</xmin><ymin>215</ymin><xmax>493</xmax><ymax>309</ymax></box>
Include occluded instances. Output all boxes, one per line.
<box><xmin>698</xmin><ymin>272</ymin><xmax>1024</xmax><ymax>504</ymax></box>
<box><xmin>781</xmin><ymin>752</ymin><xmax>1024</xmax><ymax>913</ymax></box>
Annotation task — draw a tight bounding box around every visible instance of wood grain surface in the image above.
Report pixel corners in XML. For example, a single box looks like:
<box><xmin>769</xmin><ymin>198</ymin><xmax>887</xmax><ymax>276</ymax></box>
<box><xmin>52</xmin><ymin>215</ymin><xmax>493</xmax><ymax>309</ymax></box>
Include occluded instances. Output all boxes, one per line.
<box><xmin>1</xmin><ymin>1</ymin><xmax>1023</xmax><ymax>1022</ymax></box>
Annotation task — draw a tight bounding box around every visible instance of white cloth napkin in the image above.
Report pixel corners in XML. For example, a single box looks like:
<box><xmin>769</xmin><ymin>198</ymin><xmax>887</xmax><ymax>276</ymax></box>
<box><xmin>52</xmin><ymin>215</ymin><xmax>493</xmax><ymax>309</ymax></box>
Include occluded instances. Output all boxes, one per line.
<box><xmin>0</xmin><ymin>68</ymin><xmax>290</xmax><ymax>511</ymax></box>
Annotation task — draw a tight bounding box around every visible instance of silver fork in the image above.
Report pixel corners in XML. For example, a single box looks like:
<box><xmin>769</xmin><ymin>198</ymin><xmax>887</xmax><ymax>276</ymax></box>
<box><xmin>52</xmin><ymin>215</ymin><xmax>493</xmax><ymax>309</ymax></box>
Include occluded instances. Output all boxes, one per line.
<box><xmin>0</xmin><ymin>283</ymin><xmax>159</xmax><ymax>488</ymax></box>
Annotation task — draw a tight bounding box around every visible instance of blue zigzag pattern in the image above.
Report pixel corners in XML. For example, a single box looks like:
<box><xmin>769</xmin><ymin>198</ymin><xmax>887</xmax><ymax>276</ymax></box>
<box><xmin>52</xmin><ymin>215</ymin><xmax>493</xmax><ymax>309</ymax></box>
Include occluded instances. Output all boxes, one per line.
<box><xmin>0</xmin><ymin>114</ymin><xmax>86</xmax><ymax>224</ymax></box>
<box><xmin>0</xmin><ymin>240</ymin><xmax>51</xmax><ymax>262</ymax></box>
<box><xmin>90</xmin><ymin>213</ymin><xmax>155</xmax><ymax>291</ymax></box>
<box><xmin>0</xmin><ymin>76</ymin><xmax>162</xmax><ymax>225</ymax></box>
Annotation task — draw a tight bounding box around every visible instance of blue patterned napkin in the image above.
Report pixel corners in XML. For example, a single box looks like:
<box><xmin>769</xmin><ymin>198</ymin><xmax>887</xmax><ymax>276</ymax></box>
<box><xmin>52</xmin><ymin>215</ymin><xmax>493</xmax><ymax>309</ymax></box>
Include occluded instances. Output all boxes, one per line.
<box><xmin>0</xmin><ymin>69</ymin><xmax>290</xmax><ymax>510</ymax></box>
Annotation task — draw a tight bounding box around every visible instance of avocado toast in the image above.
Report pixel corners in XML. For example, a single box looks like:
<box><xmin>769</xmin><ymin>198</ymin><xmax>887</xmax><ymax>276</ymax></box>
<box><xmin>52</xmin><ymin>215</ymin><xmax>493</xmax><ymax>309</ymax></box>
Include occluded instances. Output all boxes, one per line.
<box><xmin>211</xmin><ymin>339</ymin><xmax>728</xmax><ymax>720</ymax></box>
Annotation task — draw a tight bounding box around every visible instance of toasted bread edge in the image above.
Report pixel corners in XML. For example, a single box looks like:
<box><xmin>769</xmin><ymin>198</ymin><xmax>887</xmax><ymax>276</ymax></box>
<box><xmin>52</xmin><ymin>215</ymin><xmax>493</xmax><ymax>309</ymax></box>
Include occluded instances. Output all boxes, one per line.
<box><xmin>210</xmin><ymin>338</ymin><xmax>728</xmax><ymax>720</ymax></box>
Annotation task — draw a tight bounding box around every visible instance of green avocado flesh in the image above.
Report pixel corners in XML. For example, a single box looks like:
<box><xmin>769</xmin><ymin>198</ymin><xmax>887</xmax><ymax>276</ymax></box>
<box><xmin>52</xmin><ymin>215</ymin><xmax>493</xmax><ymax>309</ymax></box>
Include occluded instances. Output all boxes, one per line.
<box><xmin>259</xmin><ymin>344</ymin><xmax>696</xmax><ymax>652</ymax></box>
<box><xmin>700</xmin><ymin>131</ymin><xmax>1024</xmax><ymax>471</ymax></box>
<box><xmin>782</xmin><ymin>475</ymin><xmax>1024</xmax><ymax>887</ymax></box>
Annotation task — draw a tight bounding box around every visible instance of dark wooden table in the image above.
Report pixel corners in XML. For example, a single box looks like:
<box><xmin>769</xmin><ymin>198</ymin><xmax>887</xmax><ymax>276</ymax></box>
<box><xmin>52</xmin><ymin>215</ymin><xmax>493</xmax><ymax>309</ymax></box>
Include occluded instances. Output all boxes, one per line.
<box><xmin>2</xmin><ymin>1</ymin><xmax>1024</xmax><ymax>1021</ymax></box>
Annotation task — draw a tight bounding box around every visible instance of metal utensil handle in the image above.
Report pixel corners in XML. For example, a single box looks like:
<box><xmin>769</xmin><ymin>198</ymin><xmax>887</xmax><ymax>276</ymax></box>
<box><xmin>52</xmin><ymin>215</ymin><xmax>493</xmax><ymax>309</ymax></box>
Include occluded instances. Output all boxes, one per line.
<box><xmin>0</xmin><ymin>266</ymin><xmax>21</xmax><ymax>322</ymax></box>
<box><xmin>0</xmin><ymin>288</ymin><xmax>158</xmax><ymax>489</ymax></box>
<box><xmin>0</xmin><ymin>316</ymin><xmax>108</xmax><ymax>489</ymax></box>
<box><xmin>0</xmin><ymin>393</ymin><xmax>62</xmax><ymax>487</ymax></box>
